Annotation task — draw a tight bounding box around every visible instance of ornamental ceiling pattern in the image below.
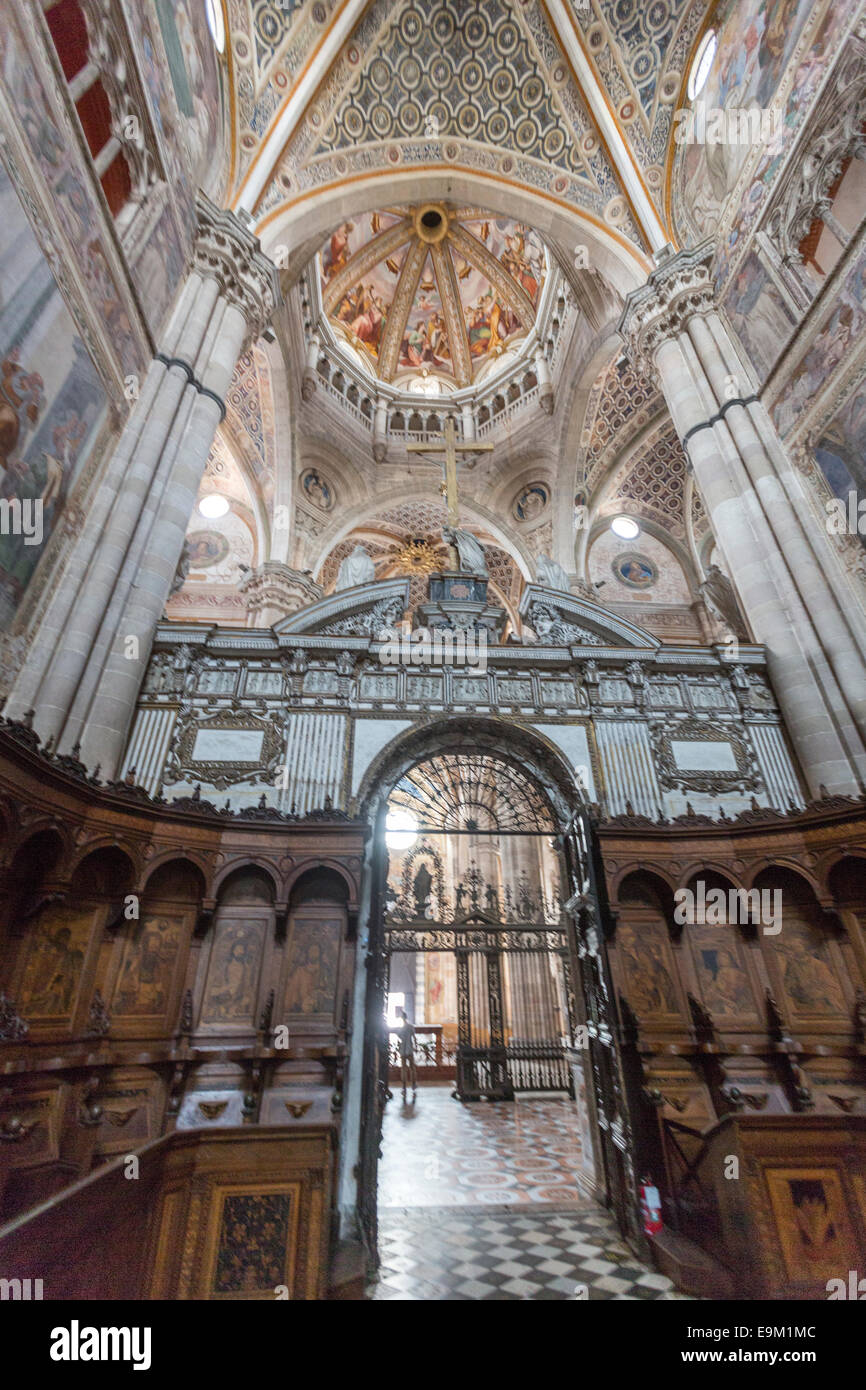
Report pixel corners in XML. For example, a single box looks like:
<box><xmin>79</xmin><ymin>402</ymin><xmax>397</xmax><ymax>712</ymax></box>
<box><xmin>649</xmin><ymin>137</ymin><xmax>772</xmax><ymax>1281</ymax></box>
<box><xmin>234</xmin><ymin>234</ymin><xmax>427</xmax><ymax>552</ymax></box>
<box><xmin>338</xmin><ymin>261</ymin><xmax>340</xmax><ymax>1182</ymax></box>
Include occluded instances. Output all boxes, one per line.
<box><xmin>580</xmin><ymin>357</ymin><xmax>661</xmax><ymax>489</ymax></box>
<box><xmin>318</xmin><ymin>205</ymin><xmax>547</xmax><ymax>386</ymax></box>
<box><xmin>224</xmin><ymin>343</ymin><xmax>277</xmax><ymax>506</ymax></box>
<box><xmin>227</xmin><ymin>0</ymin><xmax>339</xmax><ymax>182</ymax></box>
<box><xmin>612</xmin><ymin>426</ymin><xmax>691</xmax><ymax>538</ymax></box>
<box><xmin>574</xmin><ymin>0</ymin><xmax>709</xmax><ymax>218</ymax></box>
<box><xmin>257</xmin><ymin>0</ymin><xmax>644</xmax><ymax>247</ymax></box>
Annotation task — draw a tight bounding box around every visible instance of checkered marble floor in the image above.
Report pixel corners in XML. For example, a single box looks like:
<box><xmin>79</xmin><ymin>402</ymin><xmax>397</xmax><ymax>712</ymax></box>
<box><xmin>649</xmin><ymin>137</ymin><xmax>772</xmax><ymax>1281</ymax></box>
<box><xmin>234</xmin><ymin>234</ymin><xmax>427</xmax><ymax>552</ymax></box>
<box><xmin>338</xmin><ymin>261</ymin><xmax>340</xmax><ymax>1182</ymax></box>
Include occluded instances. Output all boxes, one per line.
<box><xmin>367</xmin><ymin>1204</ymin><xmax>689</xmax><ymax>1300</ymax></box>
<box><xmin>377</xmin><ymin>1082</ymin><xmax>584</xmax><ymax>1206</ymax></box>
<box><xmin>371</xmin><ymin>1084</ymin><xmax>688</xmax><ymax>1300</ymax></box>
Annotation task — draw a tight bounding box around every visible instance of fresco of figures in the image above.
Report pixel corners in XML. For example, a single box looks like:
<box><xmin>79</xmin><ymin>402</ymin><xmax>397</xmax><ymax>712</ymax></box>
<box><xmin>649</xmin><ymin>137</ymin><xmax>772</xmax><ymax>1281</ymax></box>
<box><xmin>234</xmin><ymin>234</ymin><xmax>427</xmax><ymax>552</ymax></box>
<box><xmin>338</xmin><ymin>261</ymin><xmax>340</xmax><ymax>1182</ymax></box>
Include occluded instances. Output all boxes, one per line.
<box><xmin>676</xmin><ymin>0</ymin><xmax>815</xmax><ymax>241</ymax></box>
<box><xmin>772</xmin><ymin>244</ymin><xmax>866</xmax><ymax>440</ymax></box>
<box><xmin>0</xmin><ymin>171</ymin><xmax>107</xmax><ymax>629</ymax></box>
<box><xmin>318</xmin><ymin>210</ymin><xmax>544</xmax><ymax>380</ymax></box>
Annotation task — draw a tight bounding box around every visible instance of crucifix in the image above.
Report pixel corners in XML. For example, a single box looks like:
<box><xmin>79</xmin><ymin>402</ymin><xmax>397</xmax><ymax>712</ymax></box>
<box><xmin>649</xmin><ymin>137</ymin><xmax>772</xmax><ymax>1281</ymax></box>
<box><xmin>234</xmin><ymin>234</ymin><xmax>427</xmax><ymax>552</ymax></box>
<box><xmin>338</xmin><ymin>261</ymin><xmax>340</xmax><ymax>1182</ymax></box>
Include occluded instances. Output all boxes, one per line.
<box><xmin>406</xmin><ymin>416</ymin><xmax>493</xmax><ymax>568</ymax></box>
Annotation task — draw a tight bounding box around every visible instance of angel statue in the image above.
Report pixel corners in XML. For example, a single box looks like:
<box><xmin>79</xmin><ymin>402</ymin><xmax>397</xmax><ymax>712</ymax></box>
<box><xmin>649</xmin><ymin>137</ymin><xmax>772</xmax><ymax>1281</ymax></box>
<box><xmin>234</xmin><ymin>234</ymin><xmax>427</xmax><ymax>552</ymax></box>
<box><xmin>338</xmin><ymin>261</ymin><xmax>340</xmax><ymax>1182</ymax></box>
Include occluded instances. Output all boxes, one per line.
<box><xmin>535</xmin><ymin>553</ymin><xmax>571</xmax><ymax>591</ymax></box>
<box><xmin>335</xmin><ymin>543</ymin><xmax>376</xmax><ymax>591</ymax></box>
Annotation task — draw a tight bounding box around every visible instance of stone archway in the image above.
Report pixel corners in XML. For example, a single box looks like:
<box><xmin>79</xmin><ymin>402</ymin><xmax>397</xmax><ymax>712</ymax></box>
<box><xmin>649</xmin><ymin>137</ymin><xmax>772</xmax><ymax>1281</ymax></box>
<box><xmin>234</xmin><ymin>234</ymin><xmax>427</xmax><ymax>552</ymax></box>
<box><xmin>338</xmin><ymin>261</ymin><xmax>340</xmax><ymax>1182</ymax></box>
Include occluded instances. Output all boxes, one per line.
<box><xmin>345</xmin><ymin>716</ymin><xmax>632</xmax><ymax>1259</ymax></box>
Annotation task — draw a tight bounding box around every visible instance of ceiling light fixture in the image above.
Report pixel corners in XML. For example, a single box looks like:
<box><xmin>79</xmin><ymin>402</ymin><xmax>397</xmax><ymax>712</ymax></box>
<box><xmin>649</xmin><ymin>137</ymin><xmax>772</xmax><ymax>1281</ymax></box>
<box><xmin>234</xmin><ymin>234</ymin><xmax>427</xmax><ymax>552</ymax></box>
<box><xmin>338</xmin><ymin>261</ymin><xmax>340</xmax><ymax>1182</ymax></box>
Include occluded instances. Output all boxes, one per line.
<box><xmin>611</xmin><ymin>515</ymin><xmax>640</xmax><ymax>540</ymax></box>
<box><xmin>198</xmin><ymin>494</ymin><xmax>230</xmax><ymax>519</ymax></box>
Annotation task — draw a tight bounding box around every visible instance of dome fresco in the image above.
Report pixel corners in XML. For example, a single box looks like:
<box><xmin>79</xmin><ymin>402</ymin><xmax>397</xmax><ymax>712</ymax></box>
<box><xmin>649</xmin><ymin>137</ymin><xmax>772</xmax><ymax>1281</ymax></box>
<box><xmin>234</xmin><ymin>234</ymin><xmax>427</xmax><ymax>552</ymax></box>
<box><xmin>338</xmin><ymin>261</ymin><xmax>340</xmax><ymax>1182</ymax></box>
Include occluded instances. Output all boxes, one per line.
<box><xmin>317</xmin><ymin>204</ymin><xmax>548</xmax><ymax>387</ymax></box>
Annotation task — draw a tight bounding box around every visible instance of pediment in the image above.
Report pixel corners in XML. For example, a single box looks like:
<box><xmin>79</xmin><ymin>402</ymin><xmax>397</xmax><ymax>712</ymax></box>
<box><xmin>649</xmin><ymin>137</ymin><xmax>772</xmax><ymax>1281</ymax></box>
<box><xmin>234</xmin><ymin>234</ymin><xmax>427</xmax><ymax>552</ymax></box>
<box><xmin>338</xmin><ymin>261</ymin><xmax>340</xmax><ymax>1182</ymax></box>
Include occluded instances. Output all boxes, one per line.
<box><xmin>519</xmin><ymin>584</ymin><xmax>660</xmax><ymax>650</ymax></box>
<box><xmin>274</xmin><ymin>578</ymin><xmax>410</xmax><ymax>637</ymax></box>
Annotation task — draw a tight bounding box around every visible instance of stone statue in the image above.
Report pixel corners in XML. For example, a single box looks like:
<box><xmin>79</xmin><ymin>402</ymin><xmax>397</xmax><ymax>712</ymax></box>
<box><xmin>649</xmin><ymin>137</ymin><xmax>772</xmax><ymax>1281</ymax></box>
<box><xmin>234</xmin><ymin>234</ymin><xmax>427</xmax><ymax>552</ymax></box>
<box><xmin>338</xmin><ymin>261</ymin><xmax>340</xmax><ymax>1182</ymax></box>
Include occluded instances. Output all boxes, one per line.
<box><xmin>699</xmin><ymin>564</ymin><xmax>749</xmax><ymax>639</ymax></box>
<box><xmin>335</xmin><ymin>543</ymin><xmax>376</xmax><ymax>591</ymax></box>
<box><xmin>441</xmin><ymin>525</ymin><xmax>488</xmax><ymax>577</ymax></box>
<box><xmin>170</xmin><ymin>540</ymin><xmax>191</xmax><ymax>596</ymax></box>
<box><xmin>535</xmin><ymin>553</ymin><xmax>571</xmax><ymax>591</ymax></box>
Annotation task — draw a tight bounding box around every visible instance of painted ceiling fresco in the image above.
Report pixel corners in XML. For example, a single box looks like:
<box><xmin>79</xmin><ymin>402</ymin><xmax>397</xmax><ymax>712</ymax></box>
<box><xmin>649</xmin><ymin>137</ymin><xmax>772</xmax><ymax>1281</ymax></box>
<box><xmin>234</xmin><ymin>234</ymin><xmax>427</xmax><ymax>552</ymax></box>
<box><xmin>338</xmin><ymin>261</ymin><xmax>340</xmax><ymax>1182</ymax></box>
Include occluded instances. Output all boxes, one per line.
<box><xmin>317</xmin><ymin>206</ymin><xmax>548</xmax><ymax>386</ymax></box>
<box><xmin>671</xmin><ymin>0</ymin><xmax>851</xmax><ymax>285</ymax></box>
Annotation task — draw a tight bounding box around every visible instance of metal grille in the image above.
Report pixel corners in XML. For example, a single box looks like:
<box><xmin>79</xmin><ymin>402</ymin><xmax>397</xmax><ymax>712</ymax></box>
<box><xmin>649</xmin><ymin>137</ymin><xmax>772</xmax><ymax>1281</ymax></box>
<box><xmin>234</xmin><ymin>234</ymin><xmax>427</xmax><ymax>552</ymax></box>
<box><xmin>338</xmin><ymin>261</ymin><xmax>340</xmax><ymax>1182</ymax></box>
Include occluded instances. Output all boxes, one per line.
<box><xmin>390</xmin><ymin>753</ymin><xmax>556</xmax><ymax>833</ymax></box>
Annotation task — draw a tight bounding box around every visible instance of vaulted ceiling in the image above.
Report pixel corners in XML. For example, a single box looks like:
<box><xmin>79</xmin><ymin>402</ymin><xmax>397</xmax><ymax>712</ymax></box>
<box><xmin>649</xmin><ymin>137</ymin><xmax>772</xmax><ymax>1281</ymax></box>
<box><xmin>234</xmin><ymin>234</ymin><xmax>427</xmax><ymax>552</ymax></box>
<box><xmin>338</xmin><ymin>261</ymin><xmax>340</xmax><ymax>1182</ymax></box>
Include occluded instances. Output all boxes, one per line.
<box><xmin>224</xmin><ymin>0</ymin><xmax>704</xmax><ymax>261</ymax></box>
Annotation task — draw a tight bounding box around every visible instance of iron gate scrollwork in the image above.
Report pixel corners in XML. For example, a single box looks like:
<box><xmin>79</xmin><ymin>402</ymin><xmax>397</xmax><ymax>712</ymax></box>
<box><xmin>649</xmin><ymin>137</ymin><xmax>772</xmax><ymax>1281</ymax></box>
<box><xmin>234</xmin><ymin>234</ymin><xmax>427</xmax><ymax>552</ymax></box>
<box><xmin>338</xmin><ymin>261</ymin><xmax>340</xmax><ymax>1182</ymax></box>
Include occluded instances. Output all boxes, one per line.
<box><xmin>384</xmin><ymin>866</ymin><xmax>574</xmax><ymax>1102</ymax></box>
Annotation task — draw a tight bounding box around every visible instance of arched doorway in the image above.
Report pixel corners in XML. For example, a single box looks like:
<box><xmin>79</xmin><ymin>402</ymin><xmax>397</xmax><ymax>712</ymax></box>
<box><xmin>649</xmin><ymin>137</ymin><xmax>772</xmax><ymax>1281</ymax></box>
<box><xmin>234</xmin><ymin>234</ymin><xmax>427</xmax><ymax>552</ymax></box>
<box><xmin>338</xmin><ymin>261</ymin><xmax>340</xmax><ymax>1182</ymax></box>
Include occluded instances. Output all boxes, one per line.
<box><xmin>353</xmin><ymin>719</ymin><xmax>637</xmax><ymax>1262</ymax></box>
<box><xmin>383</xmin><ymin>750</ymin><xmax>572</xmax><ymax>1103</ymax></box>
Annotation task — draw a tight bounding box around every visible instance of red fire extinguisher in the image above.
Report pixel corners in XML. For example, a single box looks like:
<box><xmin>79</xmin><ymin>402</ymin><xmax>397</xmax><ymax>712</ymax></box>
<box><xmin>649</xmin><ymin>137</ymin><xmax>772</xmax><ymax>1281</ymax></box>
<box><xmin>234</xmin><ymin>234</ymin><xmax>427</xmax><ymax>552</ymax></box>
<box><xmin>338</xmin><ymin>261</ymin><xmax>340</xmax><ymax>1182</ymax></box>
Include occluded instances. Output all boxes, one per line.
<box><xmin>639</xmin><ymin>1174</ymin><xmax>663</xmax><ymax>1235</ymax></box>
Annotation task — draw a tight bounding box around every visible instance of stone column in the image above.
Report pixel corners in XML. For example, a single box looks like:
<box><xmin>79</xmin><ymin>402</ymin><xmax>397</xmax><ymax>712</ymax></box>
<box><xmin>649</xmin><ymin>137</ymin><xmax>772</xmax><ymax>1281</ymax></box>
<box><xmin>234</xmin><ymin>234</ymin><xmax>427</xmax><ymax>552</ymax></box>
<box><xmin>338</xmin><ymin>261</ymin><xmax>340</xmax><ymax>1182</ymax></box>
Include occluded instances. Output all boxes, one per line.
<box><xmin>620</xmin><ymin>242</ymin><xmax>866</xmax><ymax>795</ymax></box>
<box><xmin>7</xmin><ymin>194</ymin><xmax>279</xmax><ymax>773</ymax></box>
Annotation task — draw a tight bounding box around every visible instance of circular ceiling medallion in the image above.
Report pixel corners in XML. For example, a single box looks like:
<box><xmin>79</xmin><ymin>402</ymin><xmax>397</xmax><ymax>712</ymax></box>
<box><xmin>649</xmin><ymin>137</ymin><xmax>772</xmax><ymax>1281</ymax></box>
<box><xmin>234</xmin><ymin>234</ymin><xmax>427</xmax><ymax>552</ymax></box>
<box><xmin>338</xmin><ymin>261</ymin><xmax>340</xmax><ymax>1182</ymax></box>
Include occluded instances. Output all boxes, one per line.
<box><xmin>513</xmin><ymin>482</ymin><xmax>549</xmax><ymax>523</ymax></box>
<box><xmin>612</xmin><ymin>552</ymin><xmax>657</xmax><ymax>590</ymax></box>
<box><xmin>301</xmin><ymin>469</ymin><xmax>335</xmax><ymax>511</ymax></box>
<box><xmin>660</xmin><ymin>71</ymin><xmax>680</xmax><ymax>103</ymax></box>
<box><xmin>187</xmin><ymin>530</ymin><xmax>230</xmax><ymax>569</ymax></box>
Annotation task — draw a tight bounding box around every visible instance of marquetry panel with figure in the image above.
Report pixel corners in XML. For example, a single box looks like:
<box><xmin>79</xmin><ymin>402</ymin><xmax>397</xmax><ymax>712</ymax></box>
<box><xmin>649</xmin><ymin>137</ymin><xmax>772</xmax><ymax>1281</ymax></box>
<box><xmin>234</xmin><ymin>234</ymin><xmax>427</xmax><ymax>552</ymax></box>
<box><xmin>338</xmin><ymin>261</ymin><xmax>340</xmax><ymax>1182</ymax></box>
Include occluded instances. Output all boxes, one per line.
<box><xmin>102</xmin><ymin>861</ymin><xmax>202</xmax><ymax>1037</ymax></box>
<box><xmin>754</xmin><ymin>868</ymin><xmax>853</xmax><ymax>1031</ymax></box>
<box><xmin>196</xmin><ymin>869</ymin><xmax>276</xmax><ymax>1034</ymax></box>
<box><xmin>276</xmin><ymin>868</ymin><xmax>351</xmax><ymax>1038</ymax></box>
<box><xmin>2</xmin><ymin>846</ymin><xmax>134</xmax><ymax>1037</ymax></box>
<box><xmin>609</xmin><ymin>872</ymin><xmax>685</xmax><ymax>1029</ymax></box>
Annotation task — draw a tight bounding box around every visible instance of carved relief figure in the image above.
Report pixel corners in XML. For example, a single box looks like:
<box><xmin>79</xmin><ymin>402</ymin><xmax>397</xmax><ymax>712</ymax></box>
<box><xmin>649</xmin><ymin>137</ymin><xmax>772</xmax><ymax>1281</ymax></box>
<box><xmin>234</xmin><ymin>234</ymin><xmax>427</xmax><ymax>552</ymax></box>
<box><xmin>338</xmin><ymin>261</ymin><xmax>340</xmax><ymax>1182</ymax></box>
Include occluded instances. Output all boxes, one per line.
<box><xmin>441</xmin><ymin>526</ymin><xmax>488</xmax><ymax>576</ymax></box>
<box><xmin>535</xmin><ymin>553</ymin><xmax>571</xmax><ymax>590</ymax></box>
<box><xmin>335</xmin><ymin>544</ymin><xmax>376</xmax><ymax>590</ymax></box>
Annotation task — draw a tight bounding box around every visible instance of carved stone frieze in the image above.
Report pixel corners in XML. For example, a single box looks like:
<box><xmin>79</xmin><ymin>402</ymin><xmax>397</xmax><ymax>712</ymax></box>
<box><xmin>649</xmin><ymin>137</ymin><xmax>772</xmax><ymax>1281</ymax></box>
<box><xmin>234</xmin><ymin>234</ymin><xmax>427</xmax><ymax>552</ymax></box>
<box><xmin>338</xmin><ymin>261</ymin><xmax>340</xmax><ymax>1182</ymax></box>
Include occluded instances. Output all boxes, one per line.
<box><xmin>240</xmin><ymin>563</ymin><xmax>324</xmax><ymax>623</ymax></box>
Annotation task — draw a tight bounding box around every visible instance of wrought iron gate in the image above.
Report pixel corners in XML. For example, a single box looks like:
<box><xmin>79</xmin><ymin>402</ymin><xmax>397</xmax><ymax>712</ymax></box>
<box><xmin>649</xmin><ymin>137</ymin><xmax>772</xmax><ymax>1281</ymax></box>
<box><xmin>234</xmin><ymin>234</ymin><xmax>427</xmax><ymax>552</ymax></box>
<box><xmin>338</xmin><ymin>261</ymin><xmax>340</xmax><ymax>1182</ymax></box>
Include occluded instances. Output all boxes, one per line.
<box><xmin>385</xmin><ymin>864</ymin><xmax>575</xmax><ymax>1101</ymax></box>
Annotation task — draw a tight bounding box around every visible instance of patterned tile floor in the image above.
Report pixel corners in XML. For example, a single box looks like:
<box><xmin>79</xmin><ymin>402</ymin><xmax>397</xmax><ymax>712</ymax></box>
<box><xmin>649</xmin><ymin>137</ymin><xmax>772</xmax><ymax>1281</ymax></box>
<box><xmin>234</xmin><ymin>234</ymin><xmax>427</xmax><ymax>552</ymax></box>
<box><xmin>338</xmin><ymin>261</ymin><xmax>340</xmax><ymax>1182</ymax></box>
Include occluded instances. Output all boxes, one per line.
<box><xmin>370</xmin><ymin>1084</ymin><xmax>687</xmax><ymax>1300</ymax></box>
<box><xmin>377</xmin><ymin>1082</ymin><xmax>585</xmax><ymax>1206</ymax></box>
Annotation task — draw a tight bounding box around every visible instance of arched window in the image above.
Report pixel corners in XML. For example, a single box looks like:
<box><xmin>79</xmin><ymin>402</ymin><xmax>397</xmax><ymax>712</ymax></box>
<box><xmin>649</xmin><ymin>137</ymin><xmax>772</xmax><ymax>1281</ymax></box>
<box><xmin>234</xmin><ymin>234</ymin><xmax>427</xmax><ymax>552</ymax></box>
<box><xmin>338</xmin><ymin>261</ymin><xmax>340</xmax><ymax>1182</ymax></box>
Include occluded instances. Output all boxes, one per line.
<box><xmin>44</xmin><ymin>0</ymin><xmax>134</xmax><ymax>218</ymax></box>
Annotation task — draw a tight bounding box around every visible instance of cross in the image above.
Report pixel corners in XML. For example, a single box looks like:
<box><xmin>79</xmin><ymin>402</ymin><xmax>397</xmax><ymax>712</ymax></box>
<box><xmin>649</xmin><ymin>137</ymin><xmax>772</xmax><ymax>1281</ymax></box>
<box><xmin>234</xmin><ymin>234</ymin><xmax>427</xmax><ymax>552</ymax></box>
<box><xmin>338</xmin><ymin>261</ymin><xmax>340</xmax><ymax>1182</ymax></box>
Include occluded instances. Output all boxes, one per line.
<box><xmin>406</xmin><ymin>416</ymin><xmax>493</xmax><ymax>530</ymax></box>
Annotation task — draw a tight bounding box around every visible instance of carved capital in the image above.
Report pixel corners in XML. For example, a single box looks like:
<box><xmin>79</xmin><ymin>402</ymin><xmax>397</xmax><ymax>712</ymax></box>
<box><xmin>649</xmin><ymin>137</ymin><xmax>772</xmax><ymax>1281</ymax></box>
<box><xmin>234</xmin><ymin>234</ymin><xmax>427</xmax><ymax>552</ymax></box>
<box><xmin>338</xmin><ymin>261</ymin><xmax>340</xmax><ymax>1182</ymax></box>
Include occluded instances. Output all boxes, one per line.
<box><xmin>193</xmin><ymin>194</ymin><xmax>281</xmax><ymax>342</ymax></box>
<box><xmin>618</xmin><ymin>241</ymin><xmax>716</xmax><ymax>379</ymax></box>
